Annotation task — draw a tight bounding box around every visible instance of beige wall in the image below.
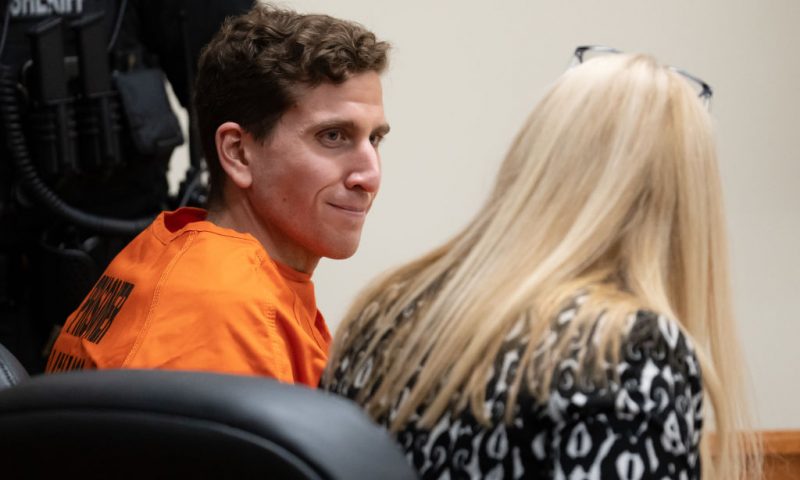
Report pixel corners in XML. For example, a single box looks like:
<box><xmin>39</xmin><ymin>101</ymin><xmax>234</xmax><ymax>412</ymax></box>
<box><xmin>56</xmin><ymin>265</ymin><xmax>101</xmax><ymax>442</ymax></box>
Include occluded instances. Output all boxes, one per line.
<box><xmin>177</xmin><ymin>0</ymin><xmax>800</xmax><ymax>428</ymax></box>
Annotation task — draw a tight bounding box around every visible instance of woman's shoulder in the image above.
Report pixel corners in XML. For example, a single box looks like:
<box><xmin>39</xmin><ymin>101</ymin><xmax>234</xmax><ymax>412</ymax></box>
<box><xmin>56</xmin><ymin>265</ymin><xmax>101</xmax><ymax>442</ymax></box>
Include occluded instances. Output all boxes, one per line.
<box><xmin>539</xmin><ymin>292</ymin><xmax>700</xmax><ymax>373</ymax></box>
<box><xmin>626</xmin><ymin>310</ymin><xmax>695</xmax><ymax>351</ymax></box>
<box><xmin>541</xmin><ymin>299</ymin><xmax>703</xmax><ymax>398</ymax></box>
<box><xmin>618</xmin><ymin>309</ymin><xmax>701</xmax><ymax>383</ymax></box>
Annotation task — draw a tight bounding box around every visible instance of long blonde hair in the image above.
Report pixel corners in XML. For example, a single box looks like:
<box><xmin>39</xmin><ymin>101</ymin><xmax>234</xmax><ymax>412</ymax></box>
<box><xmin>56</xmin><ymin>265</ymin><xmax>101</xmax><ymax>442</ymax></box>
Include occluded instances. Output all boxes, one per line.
<box><xmin>325</xmin><ymin>54</ymin><xmax>760</xmax><ymax>479</ymax></box>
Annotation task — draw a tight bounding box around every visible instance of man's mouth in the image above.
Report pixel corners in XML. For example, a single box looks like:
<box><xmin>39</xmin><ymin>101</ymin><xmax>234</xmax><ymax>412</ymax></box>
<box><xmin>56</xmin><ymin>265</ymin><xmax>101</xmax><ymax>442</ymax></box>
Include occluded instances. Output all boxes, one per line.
<box><xmin>329</xmin><ymin>203</ymin><xmax>369</xmax><ymax>215</ymax></box>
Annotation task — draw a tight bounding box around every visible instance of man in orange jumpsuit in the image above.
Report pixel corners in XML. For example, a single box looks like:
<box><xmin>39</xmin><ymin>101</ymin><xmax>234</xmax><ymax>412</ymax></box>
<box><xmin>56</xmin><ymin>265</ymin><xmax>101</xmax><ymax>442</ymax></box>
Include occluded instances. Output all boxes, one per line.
<box><xmin>46</xmin><ymin>4</ymin><xmax>391</xmax><ymax>387</ymax></box>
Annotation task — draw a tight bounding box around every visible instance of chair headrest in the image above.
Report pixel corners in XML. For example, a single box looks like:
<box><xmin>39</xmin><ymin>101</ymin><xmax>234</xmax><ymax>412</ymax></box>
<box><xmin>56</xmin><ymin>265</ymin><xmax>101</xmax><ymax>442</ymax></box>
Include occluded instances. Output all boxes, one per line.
<box><xmin>0</xmin><ymin>369</ymin><xmax>417</xmax><ymax>480</ymax></box>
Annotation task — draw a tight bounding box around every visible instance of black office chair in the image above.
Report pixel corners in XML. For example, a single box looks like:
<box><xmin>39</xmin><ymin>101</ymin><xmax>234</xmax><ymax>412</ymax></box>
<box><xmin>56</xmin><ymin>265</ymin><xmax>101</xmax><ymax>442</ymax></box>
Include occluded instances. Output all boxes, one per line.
<box><xmin>0</xmin><ymin>369</ymin><xmax>418</xmax><ymax>479</ymax></box>
<box><xmin>0</xmin><ymin>342</ymin><xmax>28</xmax><ymax>390</ymax></box>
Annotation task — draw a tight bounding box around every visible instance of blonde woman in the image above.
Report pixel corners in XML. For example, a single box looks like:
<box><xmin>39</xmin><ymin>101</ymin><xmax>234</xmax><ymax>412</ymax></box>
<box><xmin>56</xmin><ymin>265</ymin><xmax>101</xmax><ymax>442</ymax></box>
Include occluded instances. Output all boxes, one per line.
<box><xmin>322</xmin><ymin>50</ymin><xmax>760</xmax><ymax>479</ymax></box>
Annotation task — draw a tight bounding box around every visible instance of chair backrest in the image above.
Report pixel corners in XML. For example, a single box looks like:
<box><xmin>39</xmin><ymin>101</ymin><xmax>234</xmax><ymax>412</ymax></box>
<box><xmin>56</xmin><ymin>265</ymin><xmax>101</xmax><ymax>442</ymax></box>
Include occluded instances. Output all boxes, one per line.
<box><xmin>0</xmin><ymin>369</ymin><xmax>418</xmax><ymax>479</ymax></box>
<box><xmin>0</xmin><ymin>342</ymin><xmax>28</xmax><ymax>390</ymax></box>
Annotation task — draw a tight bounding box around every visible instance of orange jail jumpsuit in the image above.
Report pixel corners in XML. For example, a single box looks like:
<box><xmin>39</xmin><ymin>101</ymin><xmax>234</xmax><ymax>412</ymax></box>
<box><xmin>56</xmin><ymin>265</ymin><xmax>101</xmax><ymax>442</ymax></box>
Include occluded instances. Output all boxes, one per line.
<box><xmin>46</xmin><ymin>207</ymin><xmax>331</xmax><ymax>387</ymax></box>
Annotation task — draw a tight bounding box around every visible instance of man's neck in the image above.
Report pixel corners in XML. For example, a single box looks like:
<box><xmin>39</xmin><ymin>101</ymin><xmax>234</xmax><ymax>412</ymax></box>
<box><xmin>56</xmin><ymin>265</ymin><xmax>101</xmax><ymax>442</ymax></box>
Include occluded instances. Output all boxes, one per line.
<box><xmin>206</xmin><ymin>203</ymin><xmax>319</xmax><ymax>275</ymax></box>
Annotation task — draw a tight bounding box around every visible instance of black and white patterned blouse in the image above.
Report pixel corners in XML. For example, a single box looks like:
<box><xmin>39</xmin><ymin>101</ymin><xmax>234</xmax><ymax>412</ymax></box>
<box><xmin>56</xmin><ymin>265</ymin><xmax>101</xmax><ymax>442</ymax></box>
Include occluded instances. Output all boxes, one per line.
<box><xmin>325</xmin><ymin>296</ymin><xmax>704</xmax><ymax>480</ymax></box>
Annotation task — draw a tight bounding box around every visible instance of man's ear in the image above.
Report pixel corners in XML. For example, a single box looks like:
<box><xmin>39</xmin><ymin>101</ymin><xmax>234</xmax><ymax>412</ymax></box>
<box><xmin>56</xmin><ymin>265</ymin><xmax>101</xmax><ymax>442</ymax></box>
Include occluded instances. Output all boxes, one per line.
<box><xmin>215</xmin><ymin>122</ymin><xmax>252</xmax><ymax>189</ymax></box>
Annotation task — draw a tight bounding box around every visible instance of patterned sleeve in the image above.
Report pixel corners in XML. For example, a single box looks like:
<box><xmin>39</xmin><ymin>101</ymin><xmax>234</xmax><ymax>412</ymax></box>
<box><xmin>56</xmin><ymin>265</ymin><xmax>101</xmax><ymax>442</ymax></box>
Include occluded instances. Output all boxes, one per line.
<box><xmin>545</xmin><ymin>312</ymin><xmax>703</xmax><ymax>479</ymax></box>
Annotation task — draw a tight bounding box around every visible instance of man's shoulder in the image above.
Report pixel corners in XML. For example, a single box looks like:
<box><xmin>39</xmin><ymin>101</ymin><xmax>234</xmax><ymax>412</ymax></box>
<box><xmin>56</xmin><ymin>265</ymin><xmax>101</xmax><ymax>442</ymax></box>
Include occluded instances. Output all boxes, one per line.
<box><xmin>107</xmin><ymin>225</ymin><xmax>291</xmax><ymax>317</ymax></box>
<box><xmin>183</xmin><ymin>228</ymin><xmax>269</xmax><ymax>266</ymax></box>
<box><xmin>150</xmin><ymin>229</ymin><xmax>278</xmax><ymax>302</ymax></box>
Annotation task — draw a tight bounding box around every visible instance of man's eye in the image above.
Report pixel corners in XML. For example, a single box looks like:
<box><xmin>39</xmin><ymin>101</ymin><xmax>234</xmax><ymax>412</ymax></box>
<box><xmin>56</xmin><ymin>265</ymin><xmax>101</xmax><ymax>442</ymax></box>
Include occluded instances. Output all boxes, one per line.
<box><xmin>369</xmin><ymin>134</ymin><xmax>384</xmax><ymax>147</ymax></box>
<box><xmin>319</xmin><ymin>130</ymin><xmax>345</xmax><ymax>145</ymax></box>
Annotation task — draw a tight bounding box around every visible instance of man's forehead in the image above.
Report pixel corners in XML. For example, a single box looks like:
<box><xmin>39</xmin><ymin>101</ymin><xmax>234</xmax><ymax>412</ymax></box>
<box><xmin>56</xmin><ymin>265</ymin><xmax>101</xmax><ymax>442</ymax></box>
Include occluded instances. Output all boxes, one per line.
<box><xmin>286</xmin><ymin>75</ymin><xmax>387</xmax><ymax>129</ymax></box>
<box><xmin>293</xmin><ymin>72</ymin><xmax>383</xmax><ymax>107</ymax></box>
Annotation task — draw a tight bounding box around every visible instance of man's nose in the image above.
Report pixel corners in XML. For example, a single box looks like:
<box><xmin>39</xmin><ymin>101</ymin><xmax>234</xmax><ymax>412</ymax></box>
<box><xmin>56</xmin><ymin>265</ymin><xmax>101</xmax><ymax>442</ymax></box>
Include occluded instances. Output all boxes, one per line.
<box><xmin>344</xmin><ymin>140</ymin><xmax>381</xmax><ymax>193</ymax></box>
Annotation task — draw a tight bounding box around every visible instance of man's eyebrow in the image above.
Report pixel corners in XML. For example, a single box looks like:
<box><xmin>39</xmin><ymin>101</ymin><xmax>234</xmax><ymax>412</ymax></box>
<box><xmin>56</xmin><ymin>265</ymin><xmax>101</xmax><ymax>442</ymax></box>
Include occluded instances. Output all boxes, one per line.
<box><xmin>374</xmin><ymin>124</ymin><xmax>391</xmax><ymax>136</ymax></box>
<box><xmin>309</xmin><ymin>119</ymin><xmax>391</xmax><ymax>136</ymax></box>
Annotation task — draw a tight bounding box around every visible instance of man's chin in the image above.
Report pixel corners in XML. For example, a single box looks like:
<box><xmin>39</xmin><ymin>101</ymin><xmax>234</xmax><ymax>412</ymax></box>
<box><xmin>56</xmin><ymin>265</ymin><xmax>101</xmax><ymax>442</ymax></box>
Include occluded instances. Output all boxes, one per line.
<box><xmin>323</xmin><ymin>248</ymin><xmax>359</xmax><ymax>261</ymax></box>
<box><xmin>319</xmin><ymin>240</ymin><xmax>360</xmax><ymax>260</ymax></box>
